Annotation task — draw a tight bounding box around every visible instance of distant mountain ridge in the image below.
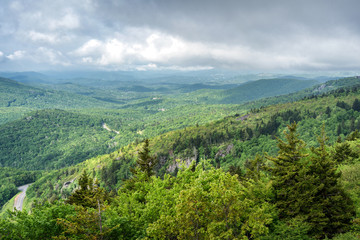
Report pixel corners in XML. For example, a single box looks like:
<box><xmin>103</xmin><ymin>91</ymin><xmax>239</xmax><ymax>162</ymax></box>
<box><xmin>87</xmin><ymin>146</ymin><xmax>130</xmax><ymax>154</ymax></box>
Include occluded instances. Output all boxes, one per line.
<box><xmin>219</xmin><ymin>78</ymin><xmax>319</xmax><ymax>104</ymax></box>
<box><xmin>0</xmin><ymin>77</ymin><xmax>116</xmax><ymax>109</ymax></box>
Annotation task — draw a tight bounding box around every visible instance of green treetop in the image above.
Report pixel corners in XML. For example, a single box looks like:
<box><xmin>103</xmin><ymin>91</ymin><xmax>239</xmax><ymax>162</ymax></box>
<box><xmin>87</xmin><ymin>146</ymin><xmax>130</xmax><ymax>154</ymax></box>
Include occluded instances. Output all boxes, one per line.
<box><xmin>132</xmin><ymin>139</ymin><xmax>158</xmax><ymax>179</ymax></box>
<box><xmin>268</xmin><ymin>122</ymin><xmax>309</xmax><ymax>219</ymax></box>
<box><xmin>306</xmin><ymin>128</ymin><xmax>355</xmax><ymax>238</ymax></box>
<box><xmin>66</xmin><ymin>171</ymin><xmax>109</xmax><ymax>209</ymax></box>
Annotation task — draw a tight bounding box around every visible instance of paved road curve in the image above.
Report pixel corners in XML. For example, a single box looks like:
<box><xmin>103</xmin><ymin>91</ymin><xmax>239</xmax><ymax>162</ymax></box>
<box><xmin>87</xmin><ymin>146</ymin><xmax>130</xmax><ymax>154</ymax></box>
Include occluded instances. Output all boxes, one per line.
<box><xmin>13</xmin><ymin>184</ymin><xmax>31</xmax><ymax>211</ymax></box>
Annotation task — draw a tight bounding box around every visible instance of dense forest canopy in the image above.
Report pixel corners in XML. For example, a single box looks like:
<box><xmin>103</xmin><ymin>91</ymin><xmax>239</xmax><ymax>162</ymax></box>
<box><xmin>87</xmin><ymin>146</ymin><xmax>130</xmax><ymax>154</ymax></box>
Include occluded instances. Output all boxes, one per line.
<box><xmin>1</xmin><ymin>75</ymin><xmax>360</xmax><ymax>239</ymax></box>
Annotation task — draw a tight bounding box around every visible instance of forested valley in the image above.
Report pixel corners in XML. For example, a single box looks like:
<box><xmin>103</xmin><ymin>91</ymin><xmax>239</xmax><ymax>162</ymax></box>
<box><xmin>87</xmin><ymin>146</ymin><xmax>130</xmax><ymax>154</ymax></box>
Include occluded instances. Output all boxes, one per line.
<box><xmin>1</xmin><ymin>73</ymin><xmax>360</xmax><ymax>239</ymax></box>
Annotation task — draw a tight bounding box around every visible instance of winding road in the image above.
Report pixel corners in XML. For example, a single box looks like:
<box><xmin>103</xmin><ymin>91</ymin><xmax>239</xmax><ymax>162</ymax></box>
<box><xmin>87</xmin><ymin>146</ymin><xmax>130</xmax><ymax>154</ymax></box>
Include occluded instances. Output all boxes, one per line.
<box><xmin>13</xmin><ymin>184</ymin><xmax>31</xmax><ymax>211</ymax></box>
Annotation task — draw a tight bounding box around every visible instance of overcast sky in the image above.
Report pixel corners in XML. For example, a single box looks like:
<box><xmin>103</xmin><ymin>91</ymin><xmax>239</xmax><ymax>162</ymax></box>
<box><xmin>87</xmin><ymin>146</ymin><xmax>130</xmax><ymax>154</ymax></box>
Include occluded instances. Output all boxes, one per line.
<box><xmin>1</xmin><ymin>0</ymin><xmax>360</xmax><ymax>72</ymax></box>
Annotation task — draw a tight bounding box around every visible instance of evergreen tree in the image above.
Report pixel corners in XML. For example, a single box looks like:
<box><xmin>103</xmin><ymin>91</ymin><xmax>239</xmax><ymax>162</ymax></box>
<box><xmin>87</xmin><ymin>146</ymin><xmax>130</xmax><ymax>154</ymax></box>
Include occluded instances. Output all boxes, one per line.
<box><xmin>245</xmin><ymin>154</ymin><xmax>268</xmax><ymax>181</ymax></box>
<box><xmin>66</xmin><ymin>171</ymin><xmax>109</xmax><ymax>209</ymax></box>
<box><xmin>336</xmin><ymin>124</ymin><xmax>342</xmax><ymax>136</ymax></box>
<box><xmin>352</xmin><ymin>98</ymin><xmax>360</xmax><ymax>111</ymax></box>
<box><xmin>65</xmin><ymin>171</ymin><xmax>110</xmax><ymax>239</ymax></box>
<box><xmin>227</xmin><ymin>164</ymin><xmax>244</xmax><ymax>180</ymax></box>
<box><xmin>332</xmin><ymin>141</ymin><xmax>359</xmax><ymax>164</ymax></box>
<box><xmin>325</xmin><ymin>106</ymin><xmax>331</xmax><ymax>116</ymax></box>
<box><xmin>336</xmin><ymin>101</ymin><xmax>351</xmax><ymax>110</ymax></box>
<box><xmin>268</xmin><ymin>122</ymin><xmax>309</xmax><ymax>219</ymax></box>
<box><xmin>132</xmin><ymin>139</ymin><xmax>158</xmax><ymax>179</ymax></box>
<box><xmin>346</xmin><ymin>129</ymin><xmax>360</xmax><ymax>141</ymax></box>
<box><xmin>306</xmin><ymin>128</ymin><xmax>355</xmax><ymax>238</ymax></box>
<box><xmin>350</xmin><ymin>119</ymin><xmax>356</xmax><ymax>132</ymax></box>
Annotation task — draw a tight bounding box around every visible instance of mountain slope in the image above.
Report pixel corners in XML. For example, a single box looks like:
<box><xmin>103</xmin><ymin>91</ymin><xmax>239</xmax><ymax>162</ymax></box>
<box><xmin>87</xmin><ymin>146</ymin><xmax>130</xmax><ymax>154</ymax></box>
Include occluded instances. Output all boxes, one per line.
<box><xmin>0</xmin><ymin>77</ymin><xmax>116</xmax><ymax>109</ymax></box>
<box><xmin>19</xmin><ymin>82</ymin><xmax>360</xmax><ymax>207</ymax></box>
<box><xmin>219</xmin><ymin>78</ymin><xmax>319</xmax><ymax>104</ymax></box>
<box><xmin>0</xmin><ymin>109</ymin><xmax>117</xmax><ymax>170</ymax></box>
<box><xmin>0</xmin><ymin>104</ymin><xmax>248</xmax><ymax>171</ymax></box>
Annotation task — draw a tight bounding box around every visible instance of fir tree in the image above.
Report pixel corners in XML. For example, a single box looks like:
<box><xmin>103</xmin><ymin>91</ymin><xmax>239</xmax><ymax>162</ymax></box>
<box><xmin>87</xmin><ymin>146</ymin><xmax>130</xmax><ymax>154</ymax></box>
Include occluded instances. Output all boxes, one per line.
<box><xmin>268</xmin><ymin>122</ymin><xmax>309</xmax><ymax>219</ymax></box>
<box><xmin>245</xmin><ymin>154</ymin><xmax>268</xmax><ymax>181</ymax></box>
<box><xmin>132</xmin><ymin>139</ymin><xmax>158</xmax><ymax>179</ymax></box>
<box><xmin>306</xmin><ymin>128</ymin><xmax>355</xmax><ymax>238</ymax></box>
<box><xmin>332</xmin><ymin>141</ymin><xmax>359</xmax><ymax>164</ymax></box>
<box><xmin>65</xmin><ymin>171</ymin><xmax>110</xmax><ymax>239</ymax></box>
<box><xmin>346</xmin><ymin>129</ymin><xmax>360</xmax><ymax>141</ymax></box>
<box><xmin>336</xmin><ymin>124</ymin><xmax>342</xmax><ymax>136</ymax></box>
<box><xmin>66</xmin><ymin>171</ymin><xmax>109</xmax><ymax>209</ymax></box>
<box><xmin>325</xmin><ymin>106</ymin><xmax>331</xmax><ymax>116</ymax></box>
<box><xmin>352</xmin><ymin>98</ymin><xmax>360</xmax><ymax>111</ymax></box>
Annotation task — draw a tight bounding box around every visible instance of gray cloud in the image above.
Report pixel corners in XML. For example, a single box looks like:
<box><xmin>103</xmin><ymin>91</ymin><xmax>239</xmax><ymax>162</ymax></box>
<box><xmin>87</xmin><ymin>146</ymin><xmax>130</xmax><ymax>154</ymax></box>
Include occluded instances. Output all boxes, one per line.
<box><xmin>0</xmin><ymin>0</ymin><xmax>360</xmax><ymax>71</ymax></box>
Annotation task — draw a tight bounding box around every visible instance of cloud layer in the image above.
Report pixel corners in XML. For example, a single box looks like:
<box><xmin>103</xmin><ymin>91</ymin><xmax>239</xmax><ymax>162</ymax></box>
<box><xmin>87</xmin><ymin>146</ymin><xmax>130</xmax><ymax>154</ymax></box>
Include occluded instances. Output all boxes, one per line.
<box><xmin>1</xmin><ymin>0</ymin><xmax>360</xmax><ymax>71</ymax></box>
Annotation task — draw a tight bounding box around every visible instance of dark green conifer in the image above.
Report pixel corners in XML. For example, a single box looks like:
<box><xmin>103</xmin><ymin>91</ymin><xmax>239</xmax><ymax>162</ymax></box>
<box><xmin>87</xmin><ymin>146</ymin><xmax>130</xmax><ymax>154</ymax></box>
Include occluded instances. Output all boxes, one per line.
<box><xmin>337</xmin><ymin>124</ymin><xmax>342</xmax><ymax>136</ymax></box>
<box><xmin>228</xmin><ymin>164</ymin><xmax>244</xmax><ymax>180</ymax></box>
<box><xmin>268</xmin><ymin>122</ymin><xmax>308</xmax><ymax>219</ymax></box>
<box><xmin>306</xmin><ymin>128</ymin><xmax>355</xmax><ymax>238</ymax></box>
<box><xmin>245</xmin><ymin>154</ymin><xmax>268</xmax><ymax>181</ymax></box>
<box><xmin>346</xmin><ymin>130</ymin><xmax>360</xmax><ymax>141</ymax></box>
<box><xmin>66</xmin><ymin>171</ymin><xmax>109</xmax><ymax>209</ymax></box>
<box><xmin>132</xmin><ymin>139</ymin><xmax>158</xmax><ymax>179</ymax></box>
<box><xmin>332</xmin><ymin>141</ymin><xmax>359</xmax><ymax>164</ymax></box>
<box><xmin>325</xmin><ymin>106</ymin><xmax>331</xmax><ymax>116</ymax></box>
<box><xmin>352</xmin><ymin>98</ymin><xmax>360</xmax><ymax>111</ymax></box>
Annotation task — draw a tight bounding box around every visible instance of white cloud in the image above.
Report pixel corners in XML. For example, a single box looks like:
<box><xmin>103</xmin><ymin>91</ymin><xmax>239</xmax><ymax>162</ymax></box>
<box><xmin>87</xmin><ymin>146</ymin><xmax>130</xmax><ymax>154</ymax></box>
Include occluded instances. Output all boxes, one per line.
<box><xmin>26</xmin><ymin>30</ymin><xmax>74</xmax><ymax>45</ymax></box>
<box><xmin>48</xmin><ymin>10</ymin><xmax>80</xmax><ymax>30</ymax></box>
<box><xmin>0</xmin><ymin>51</ymin><xmax>4</xmax><ymax>61</ymax></box>
<box><xmin>99</xmin><ymin>39</ymin><xmax>126</xmax><ymax>65</ymax></box>
<box><xmin>2</xmin><ymin>0</ymin><xmax>360</xmax><ymax>71</ymax></box>
<box><xmin>28</xmin><ymin>31</ymin><xmax>57</xmax><ymax>43</ymax></box>
<box><xmin>34</xmin><ymin>47</ymin><xmax>69</xmax><ymax>66</ymax></box>
<box><xmin>71</xmin><ymin>30</ymin><xmax>320</xmax><ymax>70</ymax></box>
<box><xmin>73</xmin><ymin>39</ymin><xmax>103</xmax><ymax>56</ymax></box>
<box><xmin>72</xmin><ymin>30</ymin><xmax>211</xmax><ymax>67</ymax></box>
<box><xmin>135</xmin><ymin>63</ymin><xmax>158</xmax><ymax>71</ymax></box>
<box><xmin>7</xmin><ymin>50</ymin><xmax>26</xmax><ymax>60</ymax></box>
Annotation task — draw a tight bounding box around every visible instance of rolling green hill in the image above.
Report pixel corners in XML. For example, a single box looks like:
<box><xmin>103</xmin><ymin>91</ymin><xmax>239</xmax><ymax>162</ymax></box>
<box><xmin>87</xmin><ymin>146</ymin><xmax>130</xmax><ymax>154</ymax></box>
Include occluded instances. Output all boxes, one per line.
<box><xmin>21</xmin><ymin>81</ymin><xmax>360</xmax><ymax>205</ymax></box>
<box><xmin>0</xmin><ymin>104</ymin><xmax>247</xmax><ymax>171</ymax></box>
<box><xmin>2</xmin><ymin>77</ymin><xmax>360</xmax><ymax>239</ymax></box>
<box><xmin>219</xmin><ymin>78</ymin><xmax>319</xmax><ymax>104</ymax></box>
<box><xmin>1</xmin><ymin>76</ymin><xmax>360</xmax><ymax>172</ymax></box>
<box><xmin>0</xmin><ymin>77</ymin><xmax>122</xmax><ymax>125</ymax></box>
<box><xmin>0</xmin><ymin>109</ymin><xmax>116</xmax><ymax>170</ymax></box>
<box><xmin>0</xmin><ymin>77</ymin><xmax>116</xmax><ymax>109</ymax></box>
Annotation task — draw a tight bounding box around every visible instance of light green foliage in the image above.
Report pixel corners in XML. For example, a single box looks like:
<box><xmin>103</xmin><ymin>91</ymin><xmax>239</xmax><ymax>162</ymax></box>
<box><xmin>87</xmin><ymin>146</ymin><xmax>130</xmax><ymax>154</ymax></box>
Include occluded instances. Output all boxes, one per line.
<box><xmin>109</xmin><ymin>161</ymin><xmax>275</xmax><ymax>239</ymax></box>
<box><xmin>261</xmin><ymin>217</ymin><xmax>312</xmax><ymax>240</ymax></box>
<box><xmin>340</xmin><ymin>157</ymin><xmax>360</xmax><ymax>217</ymax></box>
<box><xmin>0</xmin><ymin>201</ymin><xmax>76</xmax><ymax>239</ymax></box>
<box><xmin>55</xmin><ymin>205</ymin><xmax>109</xmax><ymax>240</ymax></box>
<box><xmin>0</xmin><ymin>109</ymin><xmax>115</xmax><ymax>170</ymax></box>
<box><xmin>0</xmin><ymin>167</ymin><xmax>40</xmax><ymax>208</ymax></box>
<box><xmin>10</xmin><ymin>79</ymin><xmax>360</xmax><ymax>210</ymax></box>
<box><xmin>0</xmin><ymin>77</ymin><xmax>115</xmax><ymax>111</ymax></box>
<box><xmin>2</xmin><ymin>76</ymin><xmax>360</xmax><ymax>239</ymax></box>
